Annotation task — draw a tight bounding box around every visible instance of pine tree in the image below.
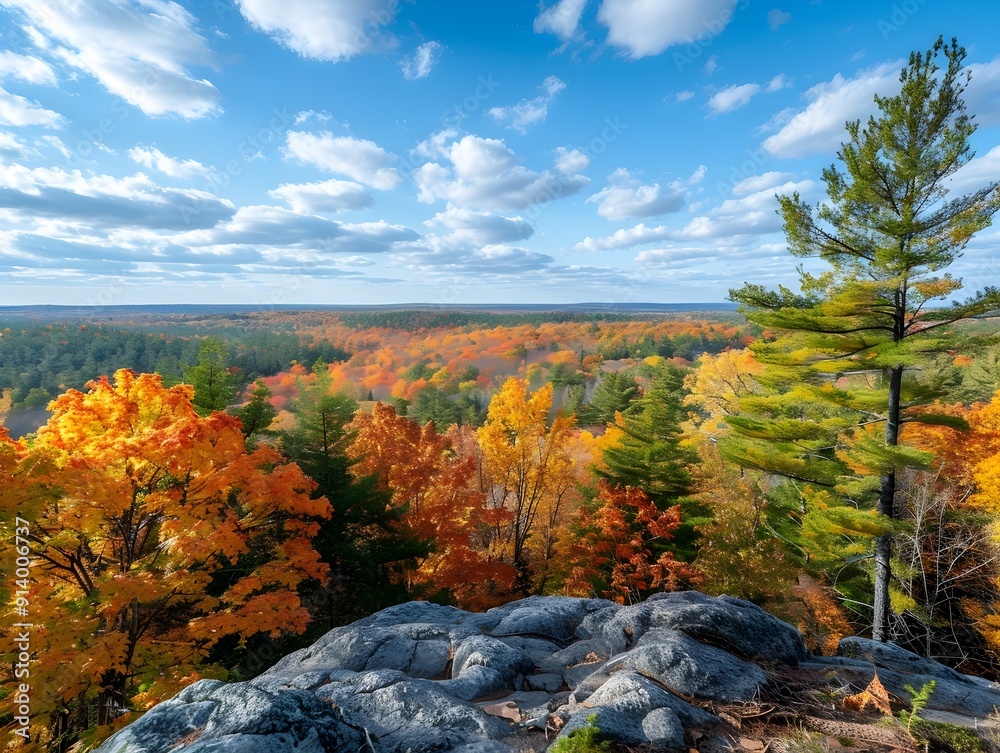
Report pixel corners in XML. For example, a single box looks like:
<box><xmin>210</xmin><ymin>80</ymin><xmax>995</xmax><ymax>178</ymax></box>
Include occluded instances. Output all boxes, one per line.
<box><xmin>598</xmin><ymin>364</ymin><xmax>706</xmax><ymax>559</ymax></box>
<box><xmin>727</xmin><ymin>38</ymin><xmax>1000</xmax><ymax>641</ymax></box>
<box><xmin>280</xmin><ymin>373</ymin><xmax>426</xmax><ymax>628</ymax></box>
<box><xmin>184</xmin><ymin>338</ymin><xmax>239</xmax><ymax>414</ymax></box>
<box><xmin>235</xmin><ymin>379</ymin><xmax>278</xmax><ymax>444</ymax></box>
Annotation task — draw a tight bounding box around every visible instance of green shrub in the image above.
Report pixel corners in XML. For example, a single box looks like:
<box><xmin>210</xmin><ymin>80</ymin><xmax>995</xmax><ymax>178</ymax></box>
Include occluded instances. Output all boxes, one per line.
<box><xmin>550</xmin><ymin>715</ymin><xmax>612</xmax><ymax>753</ymax></box>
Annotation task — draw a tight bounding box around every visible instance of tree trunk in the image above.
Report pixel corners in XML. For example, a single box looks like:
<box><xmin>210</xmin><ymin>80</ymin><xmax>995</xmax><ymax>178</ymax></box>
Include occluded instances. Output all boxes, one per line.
<box><xmin>873</xmin><ymin>364</ymin><xmax>903</xmax><ymax>642</ymax></box>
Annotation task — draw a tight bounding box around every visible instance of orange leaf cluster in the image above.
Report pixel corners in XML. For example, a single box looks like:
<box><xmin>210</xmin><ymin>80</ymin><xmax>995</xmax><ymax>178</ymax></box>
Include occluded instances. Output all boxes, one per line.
<box><xmin>0</xmin><ymin>370</ymin><xmax>330</xmax><ymax>750</ymax></box>
<box><xmin>348</xmin><ymin>403</ymin><xmax>515</xmax><ymax>608</ymax></box>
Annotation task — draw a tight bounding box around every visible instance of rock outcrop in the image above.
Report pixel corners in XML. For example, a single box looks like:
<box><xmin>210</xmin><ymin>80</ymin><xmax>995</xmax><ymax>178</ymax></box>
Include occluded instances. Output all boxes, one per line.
<box><xmin>94</xmin><ymin>592</ymin><xmax>1000</xmax><ymax>753</ymax></box>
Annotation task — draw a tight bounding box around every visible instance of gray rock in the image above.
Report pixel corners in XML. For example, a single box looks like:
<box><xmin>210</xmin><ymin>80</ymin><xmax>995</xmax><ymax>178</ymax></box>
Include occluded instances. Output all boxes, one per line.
<box><xmin>579</xmin><ymin>591</ymin><xmax>807</xmax><ymax>664</ymax></box>
<box><xmin>93</xmin><ymin>679</ymin><xmax>363</xmax><ymax>753</ymax></box>
<box><xmin>558</xmin><ymin>670</ymin><xmax>715</xmax><ymax>749</ymax></box>
<box><xmin>437</xmin><ymin>634</ymin><xmax>536</xmax><ymax>700</ymax></box>
<box><xmin>262</xmin><ymin>622</ymin><xmax>454</xmax><ymax>682</ymax></box>
<box><xmin>318</xmin><ymin>669</ymin><xmax>513</xmax><ymax>752</ymax></box>
<box><xmin>573</xmin><ymin>628</ymin><xmax>766</xmax><ymax>703</ymax></box>
<box><xmin>838</xmin><ymin>637</ymin><xmax>986</xmax><ymax>686</ymax></box>
<box><xmin>490</xmin><ymin>596</ymin><xmax>615</xmax><ymax>642</ymax></box>
<box><xmin>98</xmin><ymin>594</ymin><xmax>1000</xmax><ymax>753</ymax></box>
<box><xmin>525</xmin><ymin>673</ymin><xmax>564</xmax><ymax>693</ymax></box>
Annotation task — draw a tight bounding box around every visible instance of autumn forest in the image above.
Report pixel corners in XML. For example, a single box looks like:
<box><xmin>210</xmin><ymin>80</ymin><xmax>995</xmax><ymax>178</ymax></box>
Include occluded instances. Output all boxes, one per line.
<box><xmin>2</xmin><ymin>36</ymin><xmax>1000</xmax><ymax>753</ymax></box>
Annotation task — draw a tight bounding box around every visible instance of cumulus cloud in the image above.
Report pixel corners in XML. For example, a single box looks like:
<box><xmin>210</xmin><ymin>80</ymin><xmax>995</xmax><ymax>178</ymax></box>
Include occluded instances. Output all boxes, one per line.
<box><xmin>762</xmin><ymin>61</ymin><xmax>900</xmax><ymax>158</ymax></box>
<box><xmin>707</xmin><ymin>83</ymin><xmax>761</xmax><ymax>115</ymax></box>
<box><xmin>731</xmin><ymin>171</ymin><xmax>797</xmax><ymax>196</ymax></box>
<box><xmin>576</xmin><ymin>177</ymin><xmax>814</xmax><ymax>252</ymax></box>
<box><xmin>575</xmin><ymin>222</ymin><xmax>674</xmax><ymax>252</ymax></box>
<box><xmin>0</xmin><ymin>164</ymin><xmax>234</xmax><ymax>230</ymax></box>
<box><xmin>178</xmin><ymin>204</ymin><xmax>417</xmax><ymax>254</ymax></box>
<box><xmin>946</xmin><ymin>146</ymin><xmax>1000</xmax><ymax>196</ymax></box>
<box><xmin>0</xmin><ymin>87</ymin><xmax>63</xmax><ymax>127</ymax></box>
<box><xmin>284</xmin><ymin>132</ymin><xmax>402</xmax><ymax>190</ymax></box>
<box><xmin>401</xmin><ymin>41</ymin><xmax>443</xmax><ymax>80</ymax></box>
<box><xmin>128</xmin><ymin>147</ymin><xmax>213</xmax><ymax>179</ymax></box>
<box><xmin>412</xmin><ymin>134</ymin><xmax>589</xmax><ymax>211</ymax></box>
<box><xmin>599</xmin><ymin>0</ymin><xmax>738</xmax><ymax>59</ymax></box>
<box><xmin>966</xmin><ymin>55</ymin><xmax>1000</xmax><ymax>126</ymax></box>
<box><xmin>269</xmin><ymin>179</ymin><xmax>374</xmax><ymax>214</ymax></box>
<box><xmin>0</xmin><ymin>131</ymin><xmax>30</xmax><ymax>159</ymax></box>
<box><xmin>534</xmin><ymin>0</ymin><xmax>589</xmax><ymax>41</ymax></box>
<box><xmin>675</xmin><ymin>90</ymin><xmax>695</xmax><ymax>103</ymax></box>
<box><xmin>588</xmin><ymin>168</ymin><xmax>687</xmax><ymax>220</ymax></box>
<box><xmin>3</xmin><ymin>0</ymin><xmax>221</xmax><ymax>119</ymax></box>
<box><xmin>554</xmin><ymin>147</ymin><xmax>591</xmax><ymax>174</ymax></box>
<box><xmin>678</xmin><ymin>179</ymin><xmax>813</xmax><ymax>240</ymax></box>
<box><xmin>237</xmin><ymin>0</ymin><xmax>399</xmax><ymax>62</ymax></box>
<box><xmin>0</xmin><ymin>51</ymin><xmax>57</xmax><ymax>86</ymax></box>
<box><xmin>488</xmin><ymin>76</ymin><xmax>566</xmax><ymax>134</ymax></box>
<box><xmin>425</xmin><ymin>205</ymin><xmax>534</xmax><ymax>246</ymax></box>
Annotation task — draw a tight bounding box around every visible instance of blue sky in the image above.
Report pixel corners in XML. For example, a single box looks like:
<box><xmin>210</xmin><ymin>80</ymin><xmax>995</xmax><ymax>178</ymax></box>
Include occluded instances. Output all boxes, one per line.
<box><xmin>0</xmin><ymin>0</ymin><xmax>998</xmax><ymax>306</ymax></box>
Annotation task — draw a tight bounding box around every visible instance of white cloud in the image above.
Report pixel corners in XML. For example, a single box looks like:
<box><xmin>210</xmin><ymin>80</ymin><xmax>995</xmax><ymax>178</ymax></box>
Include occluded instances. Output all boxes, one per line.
<box><xmin>534</xmin><ymin>0</ymin><xmax>588</xmax><ymax>41</ymax></box>
<box><xmin>0</xmin><ymin>87</ymin><xmax>63</xmax><ymax>127</ymax></box>
<box><xmin>598</xmin><ymin>0</ymin><xmax>738</xmax><ymax>59</ymax></box>
<box><xmin>128</xmin><ymin>146</ymin><xmax>213</xmax><ymax>179</ymax></box>
<box><xmin>576</xmin><ymin>177</ymin><xmax>814</xmax><ymax>252</ymax></box>
<box><xmin>0</xmin><ymin>131</ymin><xmax>30</xmax><ymax>158</ymax></box>
<box><xmin>284</xmin><ymin>132</ymin><xmax>402</xmax><ymax>190</ymax></box>
<box><xmin>0</xmin><ymin>164</ymin><xmax>234</xmax><ymax>230</ymax></box>
<box><xmin>269</xmin><ymin>178</ymin><xmax>374</xmax><ymax>214</ymax></box>
<box><xmin>3</xmin><ymin>0</ymin><xmax>221</xmax><ymax>119</ymax></box>
<box><xmin>731</xmin><ymin>171</ymin><xmax>797</xmax><ymax>196</ymax></box>
<box><xmin>488</xmin><ymin>76</ymin><xmax>566</xmax><ymax>134</ymax></box>
<box><xmin>293</xmin><ymin>110</ymin><xmax>332</xmax><ymax>126</ymax></box>
<box><xmin>947</xmin><ymin>146</ymin><xmax>1000</xmax><ymax>196</ymax></box>
<box><xmin>678</xmin><ymin>179</ymin><xmax>814</xmax><ymax>240</ymax></box>
<box><xmin>707</xmin><ymin>83</ymin><xmax>761</xmax><ymax>115</ymax></box>
<box><xmin>966</xmin><ymin>55</ymin><xmax>1000</xmax><ymax>126</ymax></box>
<box><xmin>425</xmin><ymin>204</ymin><xmax>534</xmax><ymax>246</ymax></box>
<box><xmin>762</xmin><ymin>61</ymin><xmax>900</xmax><ymax>158</ymax></box>
<box><xmin>588</xmin><ymin>168</ymin><xmax>686</xmax><ymax>220</ymax></box>
<box><xmin>237</xmin><ymin>0</ymin><xmax>399</xmax><ymax>62</ymax></box>
<box><xmin>401</xmin><ymin>41</ymin><xmax>443</xmax><ymax>80</ymax></box>
<box><xmin>675</xmin><ymin>90</ymin><xmax>695</xmax><ymax>103</ymax></box>
<box><xmin>554</xmin><ymin>147</ymin><xmax>590</xmax><ymax>174</ymax></box>
<box><xmin>767</xmin><ymin>9</ymin><xmax>792</xmax><ymax>30</ymax></box>
<box><xmin>177</xmin><ymin>204</ymin><xmax>416</xmax><ymax>254</ymax></box>
<box><xmin>0</xmin><ymin>51</ymin><xmax>57</xmax><ymax>86</ymax></box>
<box><xmin>413</xmin><ymin>128</ymin><xmax>458</xmax><ymax>161</ymax></box>
<box><xmin>765</xmin><ymin>74</ymin><xmax>790</xmax><ymax>93</ymax></box>
<box><xmin>413</xmin><ymin>134</ymin><xmax>589</xmax><ymax>211</ymax></box>
<box><xmin>703</xmin><ymin>55</ymin><xmax>718</xmax><ymax>75</ymax></box>
<box><xmin>575</xmin><ymin>222</ymin><xmax>673</xmax><ymax>252</ymax></box>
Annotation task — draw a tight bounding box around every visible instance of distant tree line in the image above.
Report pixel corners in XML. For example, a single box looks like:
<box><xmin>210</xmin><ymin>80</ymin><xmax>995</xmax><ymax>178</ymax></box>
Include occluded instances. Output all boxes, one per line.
<box><xmin>0</xmin><ymin>323</ymin><xmax>349</xmax><ymax>408</ymax></box>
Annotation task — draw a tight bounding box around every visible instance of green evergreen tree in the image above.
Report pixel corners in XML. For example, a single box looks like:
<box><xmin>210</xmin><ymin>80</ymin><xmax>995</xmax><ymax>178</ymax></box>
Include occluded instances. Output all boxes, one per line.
<box><xmin>184</xmin><ymin>338</ymin><xmax>239</xmax><ymax>414</ymax></box>
<box><xmin>409</xmin><ymin>386</ymin><xmax>459</xmax><ymax>428</ymax></box>
<box><xmin>598</xmin><ymin>364</ymin><xmax>706</xmax><ymax>559</ymax></box>
<box><xmin>727</xmin><ymin>38</ymin><xmax>1000</xmax><ymax>641</ymax></box>
<box><xmin>234</xmin><ymin>379</ymin><xmax>277</xmax><ymax>445</ymax></box>
<box><xmin>280</xmin><ymin>376</ymin><xmax>427</xmax><ymax>629</ymax></box>
<box><xmin>583</xmin><ymin>371</ymin><xmax>640</xmax><ymax>425</ymax></box>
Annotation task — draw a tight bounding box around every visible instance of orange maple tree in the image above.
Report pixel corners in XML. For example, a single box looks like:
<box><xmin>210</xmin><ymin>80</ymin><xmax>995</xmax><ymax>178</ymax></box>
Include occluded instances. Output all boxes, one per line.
<box><xmin>564</xmin><ymin>480</ymin><xmax>703</xmax><ymax>604</ymax></box>
<box><xmin>348</xmin><ymin>403</ymin><xmax>515</xmax><ymax>608</ymax></box>
<box><xmin>0</xmin><ymin>370</ymin><xmax>329</xmax><ymax>751</ymax></box>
